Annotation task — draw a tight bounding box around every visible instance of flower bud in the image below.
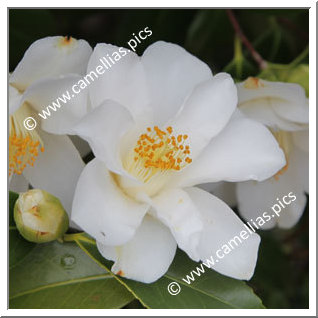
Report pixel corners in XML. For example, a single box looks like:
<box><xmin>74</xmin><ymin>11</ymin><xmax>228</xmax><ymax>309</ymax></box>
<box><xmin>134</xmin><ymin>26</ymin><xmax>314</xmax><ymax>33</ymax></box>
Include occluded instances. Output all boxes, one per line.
<box><xmin>14</xmin><ymin>189</ymin><xmax>69</xmax><ymax>243</ymax></box>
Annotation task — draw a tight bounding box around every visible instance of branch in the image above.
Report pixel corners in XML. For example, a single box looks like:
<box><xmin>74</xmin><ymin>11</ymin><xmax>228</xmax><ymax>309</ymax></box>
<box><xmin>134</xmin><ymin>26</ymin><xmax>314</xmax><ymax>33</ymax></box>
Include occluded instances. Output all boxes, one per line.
<box><xmin>226</xmin><ymin>9</ymin><xmax>268</xmax><ymax>70</ymax></box>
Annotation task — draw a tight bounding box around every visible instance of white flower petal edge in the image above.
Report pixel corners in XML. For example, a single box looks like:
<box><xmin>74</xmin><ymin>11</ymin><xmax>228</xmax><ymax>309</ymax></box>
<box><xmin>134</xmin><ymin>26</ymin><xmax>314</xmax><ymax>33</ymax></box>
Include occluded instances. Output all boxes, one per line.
<box><xmin>141</xmin><ymin>41</ymin><xmax>212</xmax><ymax>125</ymax></box>
<box><xmin>292</xmin><ymin>144</ymin><xmax>309</xmax><ymax>193</ymax></box>
<box><xmin>237</xmin><ymin>147</ymin><xmax>308</xmax><ymax>229</ymax></box>
<box><xmin>172</xmin><ymin>111</ymin><xmax>286</xmax><ymax>188</ymax></box>
<box><xmin>169</xmin><ymin>73</ymin><xmax>237</xmax><ymax>158</ymax></box>
<box><xmin>292</xmin><ymin>130</ymin><xmax>309</xmax><ymax>153</ymax></box>
<box><xmin>69</xmin><ymin>135</ymin><xmax>92</xmax><ymax>158</ymax></box>
<box><xmin>9</xmin><ymin>85</ymin><xmax>22</xmax><ymax>115</ymax></box>
<box><xmin>87</xmin><ymin>43</ymin><xmax>151</xmax><ymax>122</ymax></box>
<box><xmin>71</xmin><ymin>100</ymin><xmax>135</xmax><ymax>177</ymax></box>
<box><xmin>151</xmin><ymin>188</ymin><xmax>204</xmax><ymax>261</ymax></box>
<box><xmin>9</xmin><ymin>173</ymin><xmax>29</xmax><ymax>193</ymax></box>
<box><xmin>10</xmin><ymin>36</ymin><xmax>92</xmax><ymax>91</ymax></box>
<box><xmin>238</xmin><ymin>98</ymin><xmax>305</xmax><ymax>131</ymax></box>
<box><xmin>22</xmin><ymin>131</ymin><xmax>84</xmax><ymax>217</ymax></box>
<box><xmin>97</xmin><ymin>214</ymin><xmax>177</xmax><ymax>284</ymax></box>
<box><xmin>237</xmin><ymin>78</ymin><xmax>309</xmax><ymax>130</ymax></box>
<box><xmin>234</xmin><ymin>77</ymin><xmax>309</xmax><ymax>229</ymax></box>
<box><xmin>9</xmin><ymin>36</ymin><xmax>92</xmax><ymax>222</ymax></box>
<box><xmin>201</xmin><ymin>182</ymin><xmax>238</xmax><ymax>208</ymax></box>
<box><xmin>22</xmin><ymin>75</ymin><xmax>89</xmax><ymax>135</ymax></box>
<box><xmin>185</xmin><ymin>187</ymin><xmax>260</xmax><ymax>280</ymax></box>
<box><xmin>72</xmin><ymin>159</ymin><xmax>149</xmax><ymax>246</ymax></box>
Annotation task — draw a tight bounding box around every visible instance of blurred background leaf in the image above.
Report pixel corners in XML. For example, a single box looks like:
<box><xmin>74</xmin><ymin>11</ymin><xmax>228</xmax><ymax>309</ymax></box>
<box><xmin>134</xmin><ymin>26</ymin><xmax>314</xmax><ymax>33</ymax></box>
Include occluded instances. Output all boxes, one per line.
<box><xmin>249</xmin><ymin>200</ymin><xmax>309</xmax><ymax>309</ymax></box>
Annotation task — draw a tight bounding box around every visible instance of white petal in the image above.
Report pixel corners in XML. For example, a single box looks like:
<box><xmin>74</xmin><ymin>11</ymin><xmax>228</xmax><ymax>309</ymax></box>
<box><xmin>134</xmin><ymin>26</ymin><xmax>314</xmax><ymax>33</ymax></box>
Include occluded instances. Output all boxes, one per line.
<box><xmin>272</xmin><ymin>98</ymin><xmax>309</xmax><ymax>125</ymax></box>
<box><xmin>277</xmin><ymin>192</ymin><xmax>307</xmax><ymax>229</ymax></box>
<box><xmin>291</xmin><ymin>146</ymin><xmax>309</xmax><ymax>194</ymax></box>
<box><xmin>10</xmin><ymin>36</ymin><xmax>92</xmax><ymax>91</ymax></box>
<box><xmin>237</xmin><ymin>147</ymin><xmax>308</xmax><ymax>229</ymax></box>
<box><xmin>186</xmin><ymin>187</ymin><xmax>260</xmax><ymax>280</ymax></box>
<box><xmin>87</xmin><ymin>43</ymin><xmax>151</xmax><ymax>122</ymax></box>
<box><xmin>197</xmin><ymin>181</ymin><xmax>237</xmax><ymax>207</ymax></box>
<box><xmin>22</xmin><ymin>75</ymin><xmax>89</xmax><ymax>134</ymax></box>
<box><xmin>173</xmin><ymin>112</ymin><xmax>286</xmax><ymax>188</ymax></box>
<box><xmin>71</xmin><ymin>100</ymin><xmax>134</xmax><ymax>175</ymax></box>
<box><xmin>169</xmin><ymin>73</ymin><xmax>237</xmax><ymax>158</ymax></box>
<box><xmin>22</xmin><ymin>132</ymin><xmax>84</xmax><ymax>217</ymax></box>
<box><xmin>9</xmin><ymin>84</ymin><xmax>22</xmax><ymax>115</ymax></box>
<box><xmin>210</xmin><ymin>182</ymin><xmax>237</xmax><ymax>207</ymax></box>
<box><xmin>236</xmin><ymin>181</ymin><xmax>279</xmax><ymax>230</ymax></box>
<box><xmin>141</xmin><ymin>41</ymin><xmax>212</xmax><ymax>125</ymax></box>
<box><xmin>239</xmin><ymin>99</ymin><xmax>305</xmax><ymax>131</ymax></box>
<box><xmin>69</xmin><ymin>135</ymin><xmax>92</xmax><ymax>158</ymax></box>
<box><xmin>237</xmin><ymin>79</ymin><xmax>305</xmax><ymax>105</ymax></box>
<box><xmin>97</xmin><ymin>215</ymin><xmax>177</xmax><ymax>283</ymax></box>
<box><xmin>237</xmin><ymin>79</ymin><xmax>309</xmax><ymax>128</ymax></box>
<box><xmin>151</xmin><ymin>188</ymin><xmax>203</xmax><ymax>261</ymax></box>
<box><xmin>292</xmin><ymin>129</ymin><xmax>309</xmax><ymax>153</ymax></box>
<box><xmin>197</xmin><ymin>182</ymin><xmax>218</xmax><ymax>193</ymax></box>
<box><xmin>72</xmin><ymin>159</ymin><xmax>149</xmax><ymax>246</ymax></box>
<box><xmin>9</xmin><ymin>174</ymin><xmax>29</xmax><ymax>193</ymax></box>
<box><xmin>237</xmin><ymin>181</ymin><xmax>307</xmax><ymax>230</ymax></box>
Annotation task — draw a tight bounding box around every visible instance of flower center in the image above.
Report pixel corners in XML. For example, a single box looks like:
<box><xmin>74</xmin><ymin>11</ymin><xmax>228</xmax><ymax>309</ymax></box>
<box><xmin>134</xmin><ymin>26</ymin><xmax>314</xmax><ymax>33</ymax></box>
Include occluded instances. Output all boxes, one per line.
<box><xmin>117</xmin><ymin>126</ymin><xmax>192</xmax><ymax>200</ymax></box>
<box><xmin>124</xmin><ymin>126</ymin><xmax>192</xmax><ymax>182</ymax></box>
<box><xmin>271</xmin><ymin>130</ymin><xmax>292</xmax><ymax>180</ymax></box>
<box><xmin>9</xmin><ymin>106</ymin><xmax>44</xmax><ymax>177</ymax></box>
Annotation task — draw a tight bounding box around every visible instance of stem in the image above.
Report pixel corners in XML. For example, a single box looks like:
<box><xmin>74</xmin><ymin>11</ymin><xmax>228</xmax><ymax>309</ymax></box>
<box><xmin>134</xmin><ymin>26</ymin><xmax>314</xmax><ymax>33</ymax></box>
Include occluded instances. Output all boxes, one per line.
<box><xmin>277</xmin><ymin>16</ymin><xmax>308</xmax><ymax>41</ymax></box>
<box><xmin>63</xmin><ymin>232</ymin><xmax>96</xmax><ymax>245</ymax></box>
<box><xmin>288</xmin><ymin>45</ymin><xmax>309</xmax><ymax>68</ymax></box>
<box><xmin>234</xmin><ymin>36</ymin><xmax>243</xmax><ymax>78</ymax></box>
<box><xmin>226</xmin><ymin>9</ymin><xmax>268</xmax><ymax>70</ymax></box>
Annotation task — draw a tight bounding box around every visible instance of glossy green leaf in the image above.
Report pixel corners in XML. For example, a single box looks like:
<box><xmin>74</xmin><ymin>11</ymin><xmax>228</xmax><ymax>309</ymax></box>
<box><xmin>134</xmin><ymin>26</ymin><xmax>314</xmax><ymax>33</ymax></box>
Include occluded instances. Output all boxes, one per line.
<box><xmin>9</xmin><ymin>241</ymin><xmax>134</xmax><ymax>309</ymax></box>
<box><xmin>75</xmin><ymin>236</ymin><xmax>265</xmax><ymax>309</ymax></box>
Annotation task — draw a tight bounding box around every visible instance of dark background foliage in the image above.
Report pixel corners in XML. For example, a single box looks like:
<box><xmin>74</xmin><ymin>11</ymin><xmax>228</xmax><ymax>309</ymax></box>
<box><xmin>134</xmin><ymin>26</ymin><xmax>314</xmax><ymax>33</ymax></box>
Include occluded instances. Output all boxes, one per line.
<box><xmin>9</xmin><ymin>8</ymin><xmax>309</xmax><ymax>309</ymax></box>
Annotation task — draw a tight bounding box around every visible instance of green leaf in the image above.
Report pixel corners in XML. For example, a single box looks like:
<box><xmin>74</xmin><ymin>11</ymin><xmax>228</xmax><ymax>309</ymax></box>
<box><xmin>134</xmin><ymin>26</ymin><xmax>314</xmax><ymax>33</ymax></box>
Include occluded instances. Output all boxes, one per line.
<box><xmin>9</xmin><ymin>191</ymin><xmax>35</xmax><ymax>269</ymax></box>
<box><xmin>75</xmin><ymin>237</ymin><xmax>265</xmax><ymax>309</ymax></box>
<box><xmin>9</xmin><ymin>241</ymin><xmax>134</xmax><ymax>309</ymax></box>
<box><xmin>9</xmin><ymin>192</ymin><xmax>134</xmax><ymax>309</ymax></box>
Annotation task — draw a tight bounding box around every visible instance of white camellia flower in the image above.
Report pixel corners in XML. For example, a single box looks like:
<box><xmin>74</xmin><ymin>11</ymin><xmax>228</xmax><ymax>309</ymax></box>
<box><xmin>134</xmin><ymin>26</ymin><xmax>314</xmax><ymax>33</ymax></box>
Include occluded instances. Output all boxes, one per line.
<box><xmin>67</xmin><ymin>41</ymin><xmax>286</xmax><ymax>283</ymax></box>
<box><xmin>235</xmin><ymin>77</ymin><xmax>309</xmax><ymax>229</ymax></box>
<box><xmin>9</xmin><ymin>36</ymin><xmax>92</xmax><ymax>215</ymax></box>
<box><xmin>212</xmin><ymin>77</ymin><xmax>309</xmax><ymax>229</ymax></box>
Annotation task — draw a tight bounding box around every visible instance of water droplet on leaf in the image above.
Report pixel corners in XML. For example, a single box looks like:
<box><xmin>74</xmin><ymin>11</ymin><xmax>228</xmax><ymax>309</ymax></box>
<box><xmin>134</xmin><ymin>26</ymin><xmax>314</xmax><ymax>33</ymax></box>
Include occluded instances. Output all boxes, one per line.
<box><xmin>61</xmin><ymin>254</ymin><xmax>76</xmax><ymax>269</ymax></box>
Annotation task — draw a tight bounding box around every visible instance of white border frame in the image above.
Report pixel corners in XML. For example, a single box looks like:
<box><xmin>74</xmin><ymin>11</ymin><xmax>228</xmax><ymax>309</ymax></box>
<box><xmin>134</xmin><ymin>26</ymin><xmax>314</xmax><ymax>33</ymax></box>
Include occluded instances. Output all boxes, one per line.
<box><xmin>2</xmin><ymin>1</ymin><xmax>316</xmax><ymax>316</ymax></box>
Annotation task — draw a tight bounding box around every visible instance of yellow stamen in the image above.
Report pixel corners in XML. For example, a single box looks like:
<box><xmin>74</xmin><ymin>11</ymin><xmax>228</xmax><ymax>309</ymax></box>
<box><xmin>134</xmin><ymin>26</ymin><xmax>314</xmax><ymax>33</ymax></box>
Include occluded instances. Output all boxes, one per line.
<box><xmin>125</xmin><ymin>125</ymin><xmax>192</xmax><ymax>183</ymax></box>
<box><xmin>9</xmin><ymin>105</ymin><xmax>44</xmax><ymax>177</ymax></box>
